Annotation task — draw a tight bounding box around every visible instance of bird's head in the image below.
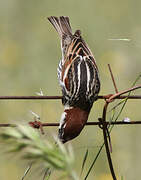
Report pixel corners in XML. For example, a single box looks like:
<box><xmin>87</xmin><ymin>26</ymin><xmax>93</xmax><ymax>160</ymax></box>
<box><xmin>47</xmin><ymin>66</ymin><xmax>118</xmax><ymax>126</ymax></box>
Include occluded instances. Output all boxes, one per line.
<box><xmin>58</xmin><ymin>107</ymin><xmax>89</xmax><ymax>143</ymax></box>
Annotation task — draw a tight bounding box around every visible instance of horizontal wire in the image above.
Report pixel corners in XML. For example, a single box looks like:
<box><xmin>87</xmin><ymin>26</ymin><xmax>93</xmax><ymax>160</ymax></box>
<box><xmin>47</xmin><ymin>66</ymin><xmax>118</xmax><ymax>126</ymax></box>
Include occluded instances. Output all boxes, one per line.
<box><xmin>0</xmin><ymin>95</ymin><xmax>140</xmax><ymax>100</ymax></box>
<box><xmin>0</xmin><ymin>121</ymin><xmax>141</xmax><ymax>127</ymax></box>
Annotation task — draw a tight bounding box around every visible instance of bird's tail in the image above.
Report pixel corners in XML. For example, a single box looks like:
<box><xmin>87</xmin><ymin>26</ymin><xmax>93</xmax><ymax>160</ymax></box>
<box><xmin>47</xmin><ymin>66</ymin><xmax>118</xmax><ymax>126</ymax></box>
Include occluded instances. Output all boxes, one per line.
<box><xmin>47</xmin><ymin>16</ymin><xmax>72</xmax><ymax>37</ymax></box>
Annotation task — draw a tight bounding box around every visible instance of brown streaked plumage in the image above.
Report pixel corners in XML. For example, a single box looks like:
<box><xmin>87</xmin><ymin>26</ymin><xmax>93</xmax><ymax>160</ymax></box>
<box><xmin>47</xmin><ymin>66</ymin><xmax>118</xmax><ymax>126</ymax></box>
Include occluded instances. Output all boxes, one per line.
<box><xmin>48</xmin><ymin>16</ymin><xmax>100</xmax><ymax>143</ymax></box>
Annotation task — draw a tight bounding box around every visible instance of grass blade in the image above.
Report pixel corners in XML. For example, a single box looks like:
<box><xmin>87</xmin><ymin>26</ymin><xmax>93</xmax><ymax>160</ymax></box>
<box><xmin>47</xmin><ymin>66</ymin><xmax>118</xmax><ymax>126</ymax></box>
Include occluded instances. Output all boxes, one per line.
<box><xmin>21</xmin><ymin>163</ymin><xmax>33</xmax><ymax>180</ymax></box>
<box><xmin>43</xmin><ymin>168</ymin><xmax>51</xmax><ymax>180</ymax></box>
<box><xmin>80</xmin><ymin>149</ymin><xmax>88</xmax><ymax>176</ymax></box>
<box><xmin>84</xmin><ymin>143</ymin><xmax>104</xmax><ymax>180</ymax></box>
<box><xmin>0</xmin><ymin>125</ymin><xmax>78</xmax><ymax>180</ymax></box>
<box><xmin>121</xmin><ymin>175</ymin><xmax>124</xmax><ymax>180</ymax></box>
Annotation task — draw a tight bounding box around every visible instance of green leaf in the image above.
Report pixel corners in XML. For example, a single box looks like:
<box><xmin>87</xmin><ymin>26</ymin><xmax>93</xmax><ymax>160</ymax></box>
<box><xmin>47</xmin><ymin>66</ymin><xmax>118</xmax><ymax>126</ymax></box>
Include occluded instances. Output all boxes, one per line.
<box><xmin>21</xmin><ymin>163</ymin><xmax>33</xmax><ymax>180</ymax></box>
<box><xmin>84</xmin><ymin>144</ymin><xmax>104</xmax><ymax>180</ymax></box>
<box><xmin>0</xmin><ymin>125</ymin><xmax>78</xmax><ymax>180</ymax></box>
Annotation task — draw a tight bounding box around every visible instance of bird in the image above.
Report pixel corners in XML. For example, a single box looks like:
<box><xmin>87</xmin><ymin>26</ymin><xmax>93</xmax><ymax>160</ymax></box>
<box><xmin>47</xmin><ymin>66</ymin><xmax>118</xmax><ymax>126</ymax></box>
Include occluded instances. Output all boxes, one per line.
<box><xmin>48</xmin><ymin>16</ymin><xmax>100</xmax><ymax>143</ymax></box>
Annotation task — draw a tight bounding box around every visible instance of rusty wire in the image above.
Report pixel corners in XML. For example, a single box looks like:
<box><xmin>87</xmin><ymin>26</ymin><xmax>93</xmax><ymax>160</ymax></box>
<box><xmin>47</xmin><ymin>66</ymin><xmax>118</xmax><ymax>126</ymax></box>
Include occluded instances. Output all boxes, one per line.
<box><xmin>0</xmin><ymin>95</ymin><xmax>140</xmax><ymax>100</ymax></box>
<box><xmin>1</xmin><ymin>120</ymin><xmax>141</xmax><ymax>128</ymax></box>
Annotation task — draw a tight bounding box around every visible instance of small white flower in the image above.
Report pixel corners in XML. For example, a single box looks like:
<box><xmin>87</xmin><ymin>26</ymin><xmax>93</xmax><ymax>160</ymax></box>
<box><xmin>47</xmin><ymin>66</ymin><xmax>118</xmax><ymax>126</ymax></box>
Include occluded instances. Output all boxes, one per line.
<box><xmin>36</xmin><ymin>88</ymin><xmax>44</xmax><ymax>96</ymax></box>
<box><xmin>123</xmin><ymin>117</ymin><xmax>130</xmax><ymax>122</ymax></box>
<box><xmin>30</xmin><ymin>110</ymin><xmax>40</xmax><ymax>120</ymax></box>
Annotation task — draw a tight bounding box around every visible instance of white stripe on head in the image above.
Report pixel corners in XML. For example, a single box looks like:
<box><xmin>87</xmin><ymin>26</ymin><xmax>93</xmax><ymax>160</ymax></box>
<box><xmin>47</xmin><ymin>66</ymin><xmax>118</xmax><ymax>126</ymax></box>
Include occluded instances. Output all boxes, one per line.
<box><xmin>59</xmin><ymin>111</ymin><xmax>67</xmax><ymax>129</ymax></box>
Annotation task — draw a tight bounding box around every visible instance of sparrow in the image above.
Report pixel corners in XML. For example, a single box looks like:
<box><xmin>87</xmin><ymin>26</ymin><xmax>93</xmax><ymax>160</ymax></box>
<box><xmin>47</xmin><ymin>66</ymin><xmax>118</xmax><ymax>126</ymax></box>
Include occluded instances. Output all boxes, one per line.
<box><xmin>48</xmin><ymin>16</ymin><xmax>100</xmax><ymax>143</ymax></box>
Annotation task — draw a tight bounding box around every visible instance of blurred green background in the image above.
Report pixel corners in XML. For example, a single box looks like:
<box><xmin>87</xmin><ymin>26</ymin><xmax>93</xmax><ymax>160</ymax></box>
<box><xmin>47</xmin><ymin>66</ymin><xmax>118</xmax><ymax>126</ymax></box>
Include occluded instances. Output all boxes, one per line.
<box><xmin>0</xmin><ymin>0</ymin><xmax>141</xmax><ymax>179</ymax></box>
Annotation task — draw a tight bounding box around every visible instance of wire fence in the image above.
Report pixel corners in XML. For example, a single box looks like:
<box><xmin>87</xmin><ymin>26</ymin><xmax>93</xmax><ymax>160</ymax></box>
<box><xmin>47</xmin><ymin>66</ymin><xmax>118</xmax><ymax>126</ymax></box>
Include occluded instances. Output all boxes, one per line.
<box><xmin>0</xmin><ymin>64</ymin><xmax>141</xmax><ymax>180</ymax></box>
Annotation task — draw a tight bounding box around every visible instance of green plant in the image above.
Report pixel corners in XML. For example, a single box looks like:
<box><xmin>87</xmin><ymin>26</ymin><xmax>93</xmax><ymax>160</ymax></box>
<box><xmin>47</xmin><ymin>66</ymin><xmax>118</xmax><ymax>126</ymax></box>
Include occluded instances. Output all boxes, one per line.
<box><xmin>0</xmin><ymin>125</ymin><xmax>78</xmax><ymax>180</ymax></box>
